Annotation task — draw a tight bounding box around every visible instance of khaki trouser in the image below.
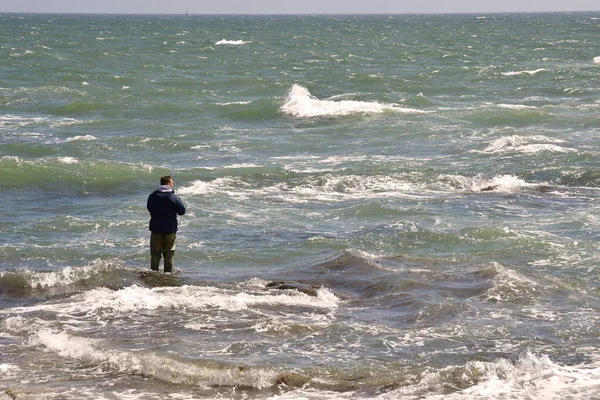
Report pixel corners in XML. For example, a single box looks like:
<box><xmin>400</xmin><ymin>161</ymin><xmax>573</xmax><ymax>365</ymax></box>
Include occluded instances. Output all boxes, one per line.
<box><xmin>150</xmin><ymin>232</ymin><xmax>177</xmax><ymax>273</ymax></box>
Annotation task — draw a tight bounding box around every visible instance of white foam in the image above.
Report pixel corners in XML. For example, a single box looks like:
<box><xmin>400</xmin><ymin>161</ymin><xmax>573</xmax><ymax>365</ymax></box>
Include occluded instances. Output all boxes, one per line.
<box><xmin>271</xmin><ymin>175</ymin><xmax>428</xmax><ymax>203</ymax></box>
<box><xmin>215</xmin><ymin>39</ymin><xmax>249</xmax><ymax>45</ymax></box>
<box><xmin>66</xmin><ymin>134</ymin><xmax>97</xmax><ymax>142</ymax></box>
<box><xmin>220</xmin><ymin>163</ymin><xmax>263</xmax><ymax>169</ymax></box>
<box><xmin>518</xmin><ymin>143</ymin><xmax>575</xmax><ymax>154</ymax></box>
<box><xmin>593</xmin><ymin>56</ymin><xmax>600</xmax><ymax>64</ymax></box>
<box><xmin>0</xmin><ymin>363</ymin><xmax>21</xmax><ymax>373</ymax></box>
<box><xmin>4</xmin><ymin>316</ymin><xmax>47</xmax><ymax>336</ymax></box>
<box><xmin>528</xmin><ymin>259</ymin><xmax>552</xmax><ymax>267</ymax></box>
<box><xmin>3</xmin><ymin>283</ymin><xmax>339</xmax><ymax>318</ymax></box>
<box><xmin>501</xmin><ymin>68</ymin><xmax>547</xmax><ymax>76</ymax></box>
<box><xmin>479</xmin><ymin>135</ymin><xmax>574</xmax><ymax>154</ymax></box>
<box><xmin>0</xmin><ymin>114</ymin><xmax>80</xmax><ymax>128</ymax></box>
<box><xmin>216</xmin><ymin>101</ymin><xmax>252</xmax><ymax>105</ymax></box>
<box><xmin>9</xmin><ymin>50</ymin><xmax>34</xmax><ymax>58</ymax></box>
<box><xmin>480</xmin><ymin>175</ymin><xmax>533</xmax><ymax>192</ymax></box>
<box><xmin>278</xmin><ymin>155</ymin><xmax>364</xmax><ymax>173</ymax></box>
<box><xmin>480</xmin><ymin>262</ymin><xmax>543</xmax><ymax>303</ymax></box>
<box><xmin>178</xmin><ymin>178</ymin><xmax>229</xmax><ymax>195</ymax></box>
<box><xmin>57</xmin><ymin>157</ymin><xmax>79</xmax><ymax>164</ymax></box>
<box><xmin>280</xmin><ymin>84</ymin><xmax>424</xmax><ymax>118</ymax></box>
<box><xmin>496</xmin><ymin>103</ymin><xmax>538</xmax><ymax>110</ymax></box>
<box><xmin>378</xmin><ymin>351</ymin><xmax>600</xmax><ymax>400</ymax></box>
<box><xmin>179</xmin><ymin>174</ymin><xmax>428</xmax><ymax>203</ymax></box>
<box><xmin>262</xmin><ymin>388</ymin><xmax>354</xmax><ymax>399</ymax></box>
<box><xmin>33</xmin><ymin>329</ymin><xmax>281</xmax><ymax>388</ymax></box>
<box><xmin>0</xmin><ymin>259</ymin><xmax>120</xmax><ymax>290</ymax></box>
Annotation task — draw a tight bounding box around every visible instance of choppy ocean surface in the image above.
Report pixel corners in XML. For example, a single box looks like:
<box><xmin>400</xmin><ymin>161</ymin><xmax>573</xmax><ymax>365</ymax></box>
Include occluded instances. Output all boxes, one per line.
<box><xmin>1</xmin><ymin>12</ymin><xmax>600</xmax><ymax>399</ymax></box>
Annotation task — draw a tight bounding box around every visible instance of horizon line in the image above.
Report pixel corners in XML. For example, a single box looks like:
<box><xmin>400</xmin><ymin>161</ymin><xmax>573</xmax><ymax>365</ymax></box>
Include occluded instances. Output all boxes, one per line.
<box><xmin>1</xmin><ymin>10</ymin><xmax>599</xmax><ymax>16</ymax></box>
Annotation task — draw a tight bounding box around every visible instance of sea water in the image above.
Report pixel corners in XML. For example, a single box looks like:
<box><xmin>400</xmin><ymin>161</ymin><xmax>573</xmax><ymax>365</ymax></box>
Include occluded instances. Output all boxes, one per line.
<box><xmin>1</xmin><ymin>12</ymin><xmax>600</xmax><ymax>399</ymax></box>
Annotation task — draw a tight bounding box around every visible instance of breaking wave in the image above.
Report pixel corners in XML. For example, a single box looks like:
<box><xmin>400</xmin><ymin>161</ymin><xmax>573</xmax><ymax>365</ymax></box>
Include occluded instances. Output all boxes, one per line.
<box><xmin>32</xmin><ymin>329</ymin><xmax>288</xmax><ymax>389</ymax></box>
<box><xmin>0</xmin><ymin>259</ymin><xmax>128</xmax><ymax>298</ymax></box>
<box><xmin>215</xmin><ymin>39</ymin><xmax>250</xmax><ymax>45</ymax></box>
<box><xmin>280</xmin><ymin>84</ymin><xmax>425</xmax><ymax>118</ymax></box>
<box><xmin>478</xmin><ymin>135</ymin><xmax>575</xmax><ymax>154</ymax></box>
<box><xmin>380</xmin><ymin>351</ymin><xmax>600</xmax><ymax>400</ymax></box>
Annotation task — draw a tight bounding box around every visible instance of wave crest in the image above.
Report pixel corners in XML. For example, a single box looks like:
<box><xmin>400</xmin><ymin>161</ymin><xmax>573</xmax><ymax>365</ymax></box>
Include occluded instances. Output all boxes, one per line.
<box><xmin>0</xmin><ymin>259</ymin><xmax>126</xmax><ymax>297</ymax></box>
<box><xmin>215</xmin><ymin>39</ymin><xmax>249</xmax><ymax>45</ymax></box>
<box><xmin>280</xmin><ymin>84</ymin><xmax>424</xmax><ymax>118</ymax></box>
<box><xmin>384</xmin><ymin>351</ymin><xmax>600</xmax><ymax>400</ymax></box>
<box><xmin>33</xmin><ymin>329</ymin><xmax>287</xmax><ymax>389</ymax></box>
<box><xmin>479</xmin><ymin>135</ymin><xmax>575</xmax><ymax>154</ymax></box>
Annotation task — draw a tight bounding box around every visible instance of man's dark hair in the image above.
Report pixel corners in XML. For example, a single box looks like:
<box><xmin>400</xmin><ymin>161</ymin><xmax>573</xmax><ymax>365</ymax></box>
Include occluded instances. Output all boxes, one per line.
<box><xmin>160</xmin><ymin>176</ymin><xmax>173</xmax><ymax>185</ymax></box>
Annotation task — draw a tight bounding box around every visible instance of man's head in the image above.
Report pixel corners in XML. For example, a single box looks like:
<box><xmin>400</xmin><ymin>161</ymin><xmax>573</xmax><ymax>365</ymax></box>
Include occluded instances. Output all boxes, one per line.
<box><xmin>160</xmin><ymin>175</ymin><xmax>174</xmax><ymax>188</ymax></box>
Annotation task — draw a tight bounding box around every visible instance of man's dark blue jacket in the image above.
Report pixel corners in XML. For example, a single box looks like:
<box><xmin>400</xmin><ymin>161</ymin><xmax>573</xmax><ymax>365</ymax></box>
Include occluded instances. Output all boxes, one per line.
<box><xmin>147</xmin><ymin>185</ymin><xmax>186</xmax><ymax>234</ymax></box>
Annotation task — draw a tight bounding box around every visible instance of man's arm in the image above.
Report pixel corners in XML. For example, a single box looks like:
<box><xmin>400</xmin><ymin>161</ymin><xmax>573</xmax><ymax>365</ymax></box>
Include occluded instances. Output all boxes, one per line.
<box><xmin>174</xmin><ymin>196</ymin><xmax>186</xmax><ymax>216</ymax></box>
<box><xmin>147</xmin><ymin>194</ymin><xmax>153</xmax><ymax>213</ymax></box>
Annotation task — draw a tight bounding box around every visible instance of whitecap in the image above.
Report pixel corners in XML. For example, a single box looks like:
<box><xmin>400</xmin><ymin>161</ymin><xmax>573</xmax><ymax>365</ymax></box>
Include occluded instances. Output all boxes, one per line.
<box><xmin>66</xmin><ymin>134</ymin><xmax>97</xmax><ymax>142</ymax></box>
<box><xmin>179</xmin><ymin>173</ymin><xmax>428</xmax><ymax>203</ymax></box>
<box><xmin>501</xmin><ymin>68</ymin><xmax>547</xmax><ymax>76</ymax></box>
<box><xmin>0</xmin><ymin>115</ymin><xmax>45</xmax><ymax>126</ymax></box>
<box><xmin>280</xmin><ymin>84</ymin><xmax>424</xmax><ymax>118</ymax></box>
<box><xmin>215</xmin><ymin>39</ymin><xmax>249</xmax><ymax>45</ymax></box>
<box><xmin>479</xmin><ymin>135</ymin><xmax>575</xmax><ymax>154</ymax></box>
<box><xmin>516</xmin><ymin>143</ymin><xmax>575</xmax><ymax>154</ymax></box>
<box><xmin>1</xmin><ymin>115</ymin><xmax>80</xmax><ymax>129</ymax></box>
<box><xmin>0</xmin><ymin>259</ymin><xmax>121</xmax><ymax>291</ymax></box>
<box><xmin>1</xmin><ymin>155</ymin><xmax>21</xmax><ymax>162</ymax></box>
<box><xmin>480</xmin><ymin>261</ymin><xmax>544</xmax><ymax>303</ymax></box>
<box><xmin>32</xmin><ymin>329</ymin><xmax>283</xmax><ymax>388</ymax></box>
<box><xmin>57</xmin><ymin>157</ymin><xmax>79</xmax><ymax>164</ymax></box>
<box><xmin>270</xmin><ymin>174</ymin><xmax>428</xmax><ymax>204</ymax></box>
<box><xmin>496</xmin><ymin>103</ymin><xmax>538</xmax><ymax>110</ymax></box>
<box><xmin>380</xmin><ymin>351</ymin><xmax>600</xmax><ymax>400</ymax></box>
<box><xmin>443</xmin><ymin>174</ymin><xmax>534</xmax><ymax>193</ymax></box>
<box><xmin>593</xmin><ymin>56</ymin><xmax>600</xmax><ymax>64</ymax></box>
<box><xmin>4</xmin><ymin>283</ymin><xmax>339</xmax><ymax>318</ymax></box>
<box><xmin>178</xmin><ymin>178</ymin><xmax>226</xmax><ymax>195</ymax></box>
<box><xmin>216</xmin><ymin>101</ymin><xmax>252</xmax><ymax>105</ymax></box>
<box><xmin>0</xmin><ymin>364</ymin><xmax>21</xmax><ymax>373</ymax></box>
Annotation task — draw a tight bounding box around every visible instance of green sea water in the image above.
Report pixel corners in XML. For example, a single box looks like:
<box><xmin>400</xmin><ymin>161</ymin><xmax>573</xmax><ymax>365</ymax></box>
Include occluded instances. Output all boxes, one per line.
<box><xmin>1</xmin><ymin>12</ymin><xmax>600</xmax><ymax>399</ymax></box>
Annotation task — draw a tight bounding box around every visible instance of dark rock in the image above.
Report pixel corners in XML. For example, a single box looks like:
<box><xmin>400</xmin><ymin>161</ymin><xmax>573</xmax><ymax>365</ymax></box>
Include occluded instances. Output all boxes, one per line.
<box><xmin>265</xmin><ymin>281</ymin><xmax>320</xmax><ymax>297</ymax></box>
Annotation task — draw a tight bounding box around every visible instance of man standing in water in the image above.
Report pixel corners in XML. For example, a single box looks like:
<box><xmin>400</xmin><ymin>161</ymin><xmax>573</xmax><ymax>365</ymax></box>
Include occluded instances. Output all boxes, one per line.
<box><xmin>147</xmin><ymin>176</ymin><xmax>186</xmax><ymax>273</ymax></box>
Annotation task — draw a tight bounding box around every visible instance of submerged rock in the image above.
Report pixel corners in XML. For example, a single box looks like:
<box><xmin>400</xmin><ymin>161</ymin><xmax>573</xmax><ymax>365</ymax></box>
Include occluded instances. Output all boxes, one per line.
<box><xmin>3</xmin><ymin>389</ymin><xmax>17</xmax><ymax>400</ymax></box>
<box><xmin>265</xmin><ymin>281</ymin><xmax>321</xmax><ymax>297</ymax></box>
<box><xmin>480</xmin><ymin>185</ymin><xmax>499</xmax><ymax>191</ymax></box>
<box><xmin>480</xmin><ymin>184</ymin><xmax>554</xmax><ymax>193</ymax></box>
